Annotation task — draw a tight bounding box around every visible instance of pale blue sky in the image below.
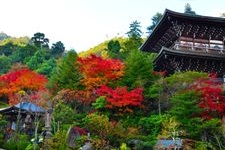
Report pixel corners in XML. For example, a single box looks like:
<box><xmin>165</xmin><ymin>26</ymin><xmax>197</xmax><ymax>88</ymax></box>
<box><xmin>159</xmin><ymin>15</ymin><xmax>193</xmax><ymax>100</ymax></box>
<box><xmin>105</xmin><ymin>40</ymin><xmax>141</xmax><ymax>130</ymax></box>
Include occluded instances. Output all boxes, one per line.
<box><xmin>0</xmin><ymin>0</ymin><xmax>224</xmax><ymax>52</ymax></box>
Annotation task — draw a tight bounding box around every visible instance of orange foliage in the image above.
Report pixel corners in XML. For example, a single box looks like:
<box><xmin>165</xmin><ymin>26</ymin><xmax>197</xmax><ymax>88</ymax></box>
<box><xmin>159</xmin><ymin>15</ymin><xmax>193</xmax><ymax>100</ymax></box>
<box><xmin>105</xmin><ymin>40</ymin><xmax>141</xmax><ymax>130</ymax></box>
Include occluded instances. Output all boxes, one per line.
<box><xmin>77</xmin><ymin>55</ymin><xmax>124</xmax><ymax>90</ymax></box>
<box><xmin>0</xmin><ymin>68</ymin><xmax>48</xmax><ymax>105</ymax></box>
<box><xmin>53</xmin><ymin>55</ymin><xmax>125</xmax><ymax>107</ymax></box>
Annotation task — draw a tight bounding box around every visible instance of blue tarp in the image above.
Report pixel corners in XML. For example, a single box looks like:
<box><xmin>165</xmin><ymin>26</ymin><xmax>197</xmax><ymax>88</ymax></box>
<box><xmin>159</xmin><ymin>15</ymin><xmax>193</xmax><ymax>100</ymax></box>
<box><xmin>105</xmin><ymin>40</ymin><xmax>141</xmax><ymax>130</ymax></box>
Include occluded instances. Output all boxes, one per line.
<box><xmin>15</xmin><ymin>102</ymin><xmax>45</xmax><ymax>113</ymax></box>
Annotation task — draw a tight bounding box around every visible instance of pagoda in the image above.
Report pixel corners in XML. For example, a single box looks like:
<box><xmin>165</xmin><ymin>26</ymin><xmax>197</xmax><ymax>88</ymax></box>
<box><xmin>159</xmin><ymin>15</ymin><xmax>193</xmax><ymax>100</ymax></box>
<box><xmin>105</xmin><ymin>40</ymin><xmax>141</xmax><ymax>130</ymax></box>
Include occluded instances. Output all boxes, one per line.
<box><xmin>141</xmin><ymin>9</ymin><xmax>225</xmax><ymax>77</ymax></box>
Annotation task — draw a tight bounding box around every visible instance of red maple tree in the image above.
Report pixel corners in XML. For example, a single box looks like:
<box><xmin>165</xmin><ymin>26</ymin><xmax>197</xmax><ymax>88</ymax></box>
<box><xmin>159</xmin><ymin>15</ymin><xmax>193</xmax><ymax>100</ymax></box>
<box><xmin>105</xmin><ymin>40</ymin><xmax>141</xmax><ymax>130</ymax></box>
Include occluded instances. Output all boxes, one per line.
<box><xmin>77</xmin><ymin>55</ymin><xmax>124</xmax><ymax>90</ymax></box>
<box><xmin>0</xmin><ymin>68</ymin><xmax>48</xmax><ymax>105</ymax></box>
<box><xmin>96</xmin><ymin>85</ymin><xmax>143</xmax><ymax>112</ymax></box>
<box><xmin>191</xmin><ymin>74</ymin><xmax>225</xmax><ymax>119</ymax></box>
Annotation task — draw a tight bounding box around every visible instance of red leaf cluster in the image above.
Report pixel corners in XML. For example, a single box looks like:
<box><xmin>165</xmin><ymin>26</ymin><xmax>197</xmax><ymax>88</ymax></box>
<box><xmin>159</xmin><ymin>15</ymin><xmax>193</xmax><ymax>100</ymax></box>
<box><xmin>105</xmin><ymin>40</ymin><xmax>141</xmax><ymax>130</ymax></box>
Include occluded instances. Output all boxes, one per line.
<box><xmin>191</xmin><ymin>75</ymin><xmax>225</xmax><ymax>118</ymax></box>
<box><xmin>77</xmin><ymin>55</ymin><xmax>124</xmax><ymax>90</ymax></box>
<box><xmin>54</xmin><ymin>89</ymin><xmax>96</xmax><ymax>106</ymax></box>
<box><xmin>72</xmin><ymin>126</ymin><xmax>87</xmax><ymax>135</ymax></box>
<box><xmin>0</xmin><ymin>68</ymin><xmax>48</xmax><ymax>105</ymax></box>
<box><xmin>96</xmin><ymin>85</ymin><xmax>143</xmax><ymax>110</ymax></box>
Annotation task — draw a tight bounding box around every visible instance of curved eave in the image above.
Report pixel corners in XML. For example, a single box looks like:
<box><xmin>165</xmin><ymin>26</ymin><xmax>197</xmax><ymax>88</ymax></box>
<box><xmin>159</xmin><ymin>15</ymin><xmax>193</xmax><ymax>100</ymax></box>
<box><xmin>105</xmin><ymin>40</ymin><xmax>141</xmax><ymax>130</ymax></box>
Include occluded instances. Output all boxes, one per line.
<box><xmin>154</xmin><ymin>47</ymin><xmax>225</xmax><ymax>63</ymax></box>
<box><xmin>140</xmin><ymin>9</ymin><xmax>225</xmax><ymax>52</ymax></box>
<box><xmin>140</xmin><ymin>9</ymin><xmax>170</xmax><ymax>52</ymax></box>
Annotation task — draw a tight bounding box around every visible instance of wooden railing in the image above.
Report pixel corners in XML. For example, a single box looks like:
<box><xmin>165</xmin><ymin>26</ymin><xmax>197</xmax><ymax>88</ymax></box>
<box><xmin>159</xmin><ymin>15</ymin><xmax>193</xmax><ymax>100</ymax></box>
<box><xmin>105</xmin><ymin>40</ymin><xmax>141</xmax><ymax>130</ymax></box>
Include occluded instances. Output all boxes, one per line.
<box><xmin>172</xmin><ymin>42</ymin><xmax>225</xmax><ymax>54</ymax></box>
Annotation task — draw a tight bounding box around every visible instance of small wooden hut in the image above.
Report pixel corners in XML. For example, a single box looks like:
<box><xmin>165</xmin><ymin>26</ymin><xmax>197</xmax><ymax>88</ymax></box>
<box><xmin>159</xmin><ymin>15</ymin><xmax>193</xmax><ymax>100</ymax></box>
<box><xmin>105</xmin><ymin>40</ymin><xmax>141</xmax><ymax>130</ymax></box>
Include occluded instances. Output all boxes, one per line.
<box><xmin>0</xmin><ymin>102</ymin><xmax>45</xmax><ymax>138</ymax></box>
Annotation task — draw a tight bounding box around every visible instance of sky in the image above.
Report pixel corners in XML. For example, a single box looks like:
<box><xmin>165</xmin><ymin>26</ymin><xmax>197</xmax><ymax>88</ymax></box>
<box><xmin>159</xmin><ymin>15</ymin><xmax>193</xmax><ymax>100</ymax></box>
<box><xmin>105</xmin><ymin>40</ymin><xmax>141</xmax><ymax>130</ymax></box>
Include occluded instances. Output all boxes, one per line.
<box><xmin>0</xmin><ymin>0</ymin><xmax>225</xmax><ymax>52</ymax></box>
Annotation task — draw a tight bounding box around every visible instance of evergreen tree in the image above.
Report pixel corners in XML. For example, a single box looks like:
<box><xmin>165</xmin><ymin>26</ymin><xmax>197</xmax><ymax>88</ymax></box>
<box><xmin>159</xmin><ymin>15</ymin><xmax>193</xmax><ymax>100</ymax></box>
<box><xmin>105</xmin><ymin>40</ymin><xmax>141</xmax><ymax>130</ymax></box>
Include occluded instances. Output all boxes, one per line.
<box><xmin>0</xmin><ymin>55</ymin><xmax>11</xmax><ymax>74</ymax></box>
<box><xmin>36</xmin><ymin>58</ymin><xmax>56</xmax><ymax>77</ymax></box>
<box><xmin>10</xmin><ymin>44</ymin><xmax>38</xmax><ymax>63</ymax></box>
<box><xmin>0</xmin><ymin>42</ymin><xmax>16</xmax><ymax>56</ymax></box>
<box><xmin>169</xmin><ymin>91</ymin><xmax>222</xmax><ymax>144</ymax></box>
<box><xmin>51</xmin><ymin>41</ymin><xmax>65</xmax><ymax>58</ymax></box>
<box><xmin>48</xmin><ymin>50</ymin><xmax>82</xmax><ymax>93</ymax></box>
<box><xmin>169</xmin><ymin>91</ymin><xmax>201</xmax><ymax>123</ymax></box>
<box><xmin>184</xmin><ymin>3</ymin><xmax>196</xmax><ymax>15</ymax></box>
<box><xmin>147</xmin><ymin>12</ymin><xmax>163</xmax><ymax>33</ymax></box>
<box><xmin>26</xmin><ymin>50</ymin><xmax>50</xmax><ymax>70</ymax></box>
<box><xmin>31</xmin><ymin>32</ymin><xmax>49</xmax><ymax>49</ymax></box>
<box><xmin>107</xmin><ymin>40</ymin><xmax>122</xmax><ymax>59</ymax></box>
<box><xmin>124</xmin><ymin>20</ymin><xmax>143</xmax><ymax>53</ymax></box>
<box><xmin>120</xmin><ymin>49</ymin><xmax>155</xmax><ymax>90</ymax></box>
<box><xmin>126</xmin><ymin>20</ymin><xmax>142</xmax><ymax>38</ymax></box>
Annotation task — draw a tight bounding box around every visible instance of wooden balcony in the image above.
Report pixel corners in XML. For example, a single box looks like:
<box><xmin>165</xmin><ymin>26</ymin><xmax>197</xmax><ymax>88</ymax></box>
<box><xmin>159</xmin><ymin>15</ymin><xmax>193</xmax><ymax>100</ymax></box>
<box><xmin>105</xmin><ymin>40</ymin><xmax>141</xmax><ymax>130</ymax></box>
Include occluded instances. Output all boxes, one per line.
<box><xmin>172</xmin><ymin>42</ymin><xmax>225</xmax><ymax>55</ymax></box>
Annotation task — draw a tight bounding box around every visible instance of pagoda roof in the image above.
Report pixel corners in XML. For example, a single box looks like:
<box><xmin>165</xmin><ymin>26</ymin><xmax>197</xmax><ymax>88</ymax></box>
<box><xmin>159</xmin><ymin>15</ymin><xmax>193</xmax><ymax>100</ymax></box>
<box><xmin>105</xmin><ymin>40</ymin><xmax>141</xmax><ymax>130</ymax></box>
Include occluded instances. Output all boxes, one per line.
<box><xmin>155</xmin><ymin>47</ymin><xmax>225</xmax><ymax>62</ymax></box>
<box><xmin>154</xmin><ymin>47</ymin><xmax>225</xmax><ymax>77</ymax></box>
<box><xmin>141</xmin><ymin>9</ymin><xmax>225</xmax><ymax>52</ymax></box>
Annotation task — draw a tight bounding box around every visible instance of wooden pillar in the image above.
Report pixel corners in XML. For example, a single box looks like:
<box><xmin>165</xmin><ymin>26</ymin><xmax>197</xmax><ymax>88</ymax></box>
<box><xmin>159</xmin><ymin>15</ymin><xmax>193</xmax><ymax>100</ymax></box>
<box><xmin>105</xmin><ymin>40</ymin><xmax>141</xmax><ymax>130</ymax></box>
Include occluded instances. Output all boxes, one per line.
<box><xmin>208</xmin><ymin>36</ymin><xmax>211</xmax><ymax>50</ymax></box>
<box><xmin>223</xmin><ymin>39</ymin><xmax>225</xmax><ymax>50</ymax></box>
<box><xmin>193</xmin><ymin>33</ymin><xmax>195</xmax><ymax>50</ymax></box>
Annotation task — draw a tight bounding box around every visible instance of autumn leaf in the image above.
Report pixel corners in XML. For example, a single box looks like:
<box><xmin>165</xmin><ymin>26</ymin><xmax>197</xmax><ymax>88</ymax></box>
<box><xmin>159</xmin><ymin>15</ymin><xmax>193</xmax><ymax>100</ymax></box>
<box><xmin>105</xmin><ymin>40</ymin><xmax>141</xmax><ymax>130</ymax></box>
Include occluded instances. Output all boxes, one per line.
<box><xmin>0</xmin><ymin>68</ymin><xmax>48</xmax><ymax>105</ymax></box>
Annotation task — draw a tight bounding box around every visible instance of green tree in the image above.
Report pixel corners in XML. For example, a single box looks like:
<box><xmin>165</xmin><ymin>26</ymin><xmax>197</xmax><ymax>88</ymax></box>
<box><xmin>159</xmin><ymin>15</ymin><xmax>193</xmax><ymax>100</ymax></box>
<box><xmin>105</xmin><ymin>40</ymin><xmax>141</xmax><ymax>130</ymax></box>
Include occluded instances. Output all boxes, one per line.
<box><xmin>36</xmin><ymin>58</ymin><xmax>56</xmax><ymax>77</ymax></box>
<box><xmin>0</xmin><ymin>42</ymin><xmax>16</xmax><ymax>56</ymax></box>
<box><xmin>148</xmin><ymin>71</ymin><xmax>207</xmax><ymax>114</ymax></box>
<box><xmin>126</xmin><ymin>20</ymin><xmax>142</xmax><ymax>38</ymax></box>
<box><xmin>26</xmin><ymin>49</ymin><xmax>50</xmax><ymax>70</ymax></box>
<box><xmin>169</xmin><ymin>91</ymin><xmax>201</xmax><ymax>124</ymax></box>
<box><xmin>120</xmin><ymin>49</ymin><xmax>155</xmax><ymax>90</ymax></box>
<box><xmin>124</xmin><ymin>20</ymin><xmax>143</xmax><ymax>52</ymax></box>
<box><xmin>48</xmin><ymin>50</ymin><xmax>82</xmax><ymax>92</ymax></box>
<box><xmin>10</xmin><ymin>44</ymin><xmax>38</xmax><ymax>63</ymax></box>
<box><xmin>169</xmin><ymin>91</ymin><xmax>224</xmax><ymax>149</ymax></box>
<box><xmin>149</xmin><ymin>71</ymin><xmax>207</xmax><ymax>100</ymax></box>
<box><xmin>107</xmin><ymin>40</ymin><xmax>122</xmax><ymax>59</ymax></box>
<box><xmin>51</xmin><ymin>41</ymin><xmax>65</xmax><ymax>57</ymax></box>
<box><xmin>53</xmin><ymin>103</ymin><xmax>75</xmax><ymax>124</ymax></box>
<box><xmin>147</xmin><ymin>12</ymin><xmax>163</xmax><ymax>33</ymax></box>
<box><xmin>184</xmin><ymin>3</ymin><xmax>196</xmax><ymax>15</ymax></box>
<box><xmin>31</xmin><ymin>32</ymin><xmax>49</xmax><ymax>48</ymax></box>
<box><xmin>0</xmin><ymin>55</ymin><xmax>11</xmax><ymax>74</ymax></box>
<box><xmin>139</xmin><ymin>114</ymin><xmax>169</xmax><ymax>142</ymax></box>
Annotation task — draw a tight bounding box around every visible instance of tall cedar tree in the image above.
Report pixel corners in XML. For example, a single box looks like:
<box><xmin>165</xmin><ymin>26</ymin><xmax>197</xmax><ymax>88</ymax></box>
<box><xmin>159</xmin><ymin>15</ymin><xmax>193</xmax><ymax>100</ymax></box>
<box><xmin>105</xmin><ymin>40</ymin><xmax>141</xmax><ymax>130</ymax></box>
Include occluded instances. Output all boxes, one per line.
<box><xmin>48</xmin><ymin>50</ymin><xmax>82</xmax><ymax>93</ymax></box>
<box><xmin>147</xmin><ymin>12</ymin><xmax>163</xmax><ymax>33</ymax></box>
<box><xmin>31</xmin><ymin>32</ymin><xmax>49</xmax><ymax>49</ymax></box>
<box><xmin>184</xmin><ymin>3</ymin><xmax>196</xmax><ymax>15</ymax></box>
<box><xmin>107</xmin><ymin>40</ymin><xmax>122</xmax><ymax>59</ymax></box>
<box><xmin>51</xmin><ymin>41</ymin><xmax>65</xmax><ymax>58</ymax></box>
<box><xmin>124</xmin><ymin>20</ymin><xmax>143</xmax><ymax>52</ymax></box>
<box><xmin>120</xmin><ymin>49</ymin><xmax>155</xmax><ymax>90</ymax></box>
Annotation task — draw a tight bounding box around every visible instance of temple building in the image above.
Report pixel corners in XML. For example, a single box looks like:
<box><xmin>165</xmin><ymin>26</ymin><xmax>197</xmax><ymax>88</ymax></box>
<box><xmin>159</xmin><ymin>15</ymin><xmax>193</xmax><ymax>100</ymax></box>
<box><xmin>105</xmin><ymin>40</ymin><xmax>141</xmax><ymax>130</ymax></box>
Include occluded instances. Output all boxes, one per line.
<box><xmin>141</xmin><ymin>9</ymin><xmax>225</xmax><ymax>78</ymax></box>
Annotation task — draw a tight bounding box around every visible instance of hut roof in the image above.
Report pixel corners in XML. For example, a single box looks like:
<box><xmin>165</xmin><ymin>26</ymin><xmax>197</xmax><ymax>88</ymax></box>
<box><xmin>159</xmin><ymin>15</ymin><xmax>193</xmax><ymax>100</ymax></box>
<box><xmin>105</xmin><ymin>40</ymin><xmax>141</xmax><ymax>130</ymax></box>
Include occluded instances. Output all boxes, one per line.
<box><xmin>0</xmin><ymin>102</ymin><xmax>45</xmax><ymax>115</ymax></box>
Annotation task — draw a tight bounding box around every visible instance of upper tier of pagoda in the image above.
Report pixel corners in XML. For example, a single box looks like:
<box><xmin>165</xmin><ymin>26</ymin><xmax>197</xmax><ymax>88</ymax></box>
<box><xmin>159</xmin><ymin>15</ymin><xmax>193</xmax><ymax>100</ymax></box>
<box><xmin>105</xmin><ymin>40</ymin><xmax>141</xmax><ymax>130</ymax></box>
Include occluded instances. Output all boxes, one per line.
<box><xmin>141</xmin><ymin>9</ymin><xmax>225</xmax><ymax>54</ymax></box>
<box><xmin>140</xmin><ymin>9</ymin><xmax>225</xmax><ymax>77</ymax></box>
